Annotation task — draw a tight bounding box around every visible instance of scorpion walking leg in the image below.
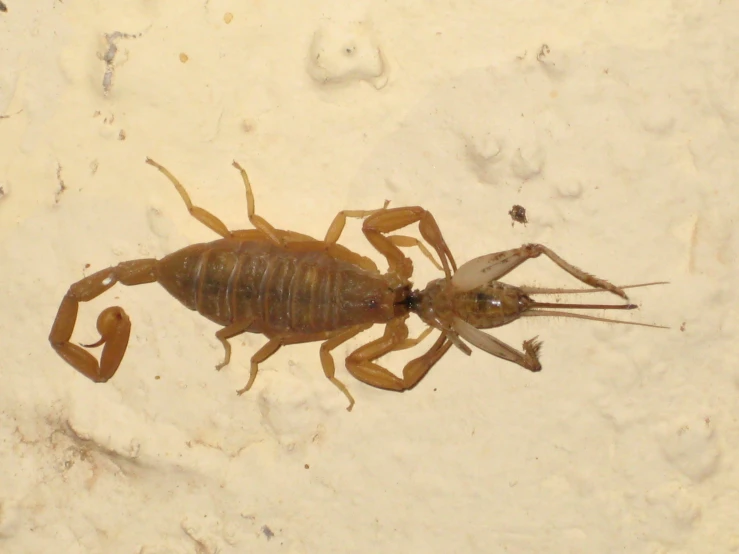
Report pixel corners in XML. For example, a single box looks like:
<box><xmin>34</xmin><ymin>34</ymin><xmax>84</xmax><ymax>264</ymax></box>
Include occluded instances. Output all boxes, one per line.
<box><xmin>214</xmin><ymin>318</ymin><xmax>256</xmax><ymax>371</ymax></box>
<box><xmin>394</xmin><ymin>326</ymin><xmax>434</xmax><ymax>351</ymax></box>
<box><xmin>282</xmin><ymin>201</ymin><xmax>395</xmax><ymax>274</ymax></box>
<box><xmin>452</xmin><ymin>243</ymin><xmax>628</xmax><ymax>299</ymax></box>
<box><xmin>237</xmin><ymin>338</ymin><xmax>282</xmax><ymax>396</ymax></box>
<box><xmin>322</xmin><ymin>202</ymin><xmax>390</xmax><ymax>245</ymax></box>
<box><xmin>387</xmin><ymin>235</ymin><xmax>443</xmax><ymax>271</ymax></box>
<box><xmin>309</xmin><ymin>202</ymin><xmax>446</xmax><ymax>274</ymax></box>
<box><xmin>236</xmin><ymin>328</ymin><xmax>370</xmax><ymax>407</ymax></box>
<box><xmin>320</xmin><ymin>202</ymin><xmax>392</xmax><ymax>274</ymax></box>
<box><xmin>363</xmin><ymin>207</ymin><xmax>457</xmax><ymax>281</ymax></box>
<box><xmin>232</xmin><ymin>161</ymin><xmax>283</xmax><ymax>245</ymax></box>
<box><xmin>49</xmin><ymin>259</ymin><xmax>158</xmax><ymax>382</ymax></box>
<box><xmin>235</xmin><ymin>325</ymin><xmax>389</xmax><ymax>410</ymax></box>
<box><xmin>317</xmin><ymin>324</ymin><xmax>373</xmax><ymax>411</ymax></box>
<box><xmin>287</xmin><ymin>202</ymin><xmax>449</xmax><ymax>275</ymax></box>
<box><xmin>146</xmin><ymin>158</ymin><xmax>232</xmax><ymax>238</ymax></box>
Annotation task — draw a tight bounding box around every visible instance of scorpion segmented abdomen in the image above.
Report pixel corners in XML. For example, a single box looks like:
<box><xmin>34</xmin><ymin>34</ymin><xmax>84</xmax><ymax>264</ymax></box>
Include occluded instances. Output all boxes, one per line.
<box><xmin>157</xmin><ymin>238</ymin><xmax>397</xmax><ymax>335</ymax></box>
<box><xmin>283</xmin><ymin>251</ymin><xmax>338</xmax><ymax>333</ymax></box>
<box><xmin>235</xmin><ymin>248</ymin><xmax>342</xmax><ymax>334</ymax></box>
<box><xmin>156</xmin><ymin>239</ymin><xmax>258</xmax><ymax>326</ymax></box>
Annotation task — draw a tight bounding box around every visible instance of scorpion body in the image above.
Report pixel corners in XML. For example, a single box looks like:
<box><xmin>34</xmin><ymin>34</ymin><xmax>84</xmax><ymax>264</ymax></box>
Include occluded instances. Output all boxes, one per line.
<box><xmin>158</xmin><ymin>239</ymin><xmax>408</xmax><ymax>335</ymax></box>
<box><xmin>49</xmin><ymin>159</ymin><xmax>663</xmax><ymax>410</ymax></box>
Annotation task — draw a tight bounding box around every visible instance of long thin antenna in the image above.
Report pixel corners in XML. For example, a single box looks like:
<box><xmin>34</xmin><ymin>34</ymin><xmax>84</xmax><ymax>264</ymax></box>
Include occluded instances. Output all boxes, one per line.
<box><xmin>522</xmin><ymin>310</ymin><xmax>668</xmax><ymax>329</ymax></box>
<box><xmin>530</xmin><ymin>301</ymin><xmax>638</xmax><ymax>311</ymax></box>
<box><xmin>520</xmin><ymin>281</ymin><xmax>668</xmax><ymax>296</ymax></box>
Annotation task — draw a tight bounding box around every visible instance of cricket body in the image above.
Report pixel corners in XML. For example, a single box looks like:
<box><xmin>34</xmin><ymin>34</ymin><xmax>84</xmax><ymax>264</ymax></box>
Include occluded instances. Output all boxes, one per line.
<box><xmin>49</xmin><ymin>159</ymin><xmax>664</xmax><ymax>411</ymax></box>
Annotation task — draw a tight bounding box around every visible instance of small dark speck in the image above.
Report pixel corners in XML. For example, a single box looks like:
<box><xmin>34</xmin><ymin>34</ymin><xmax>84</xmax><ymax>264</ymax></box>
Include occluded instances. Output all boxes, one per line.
<box><xmin>0</xmin><ymin>1</ymin><xmax>7</xmax><ymax>13</ymax></box>
<box><xmin>304</xmin><ymin>463</ymin><xmax>310</xmax><ymax>469</ymax></box>
<box><xmin>508</xmin><ymin>205</ymin><xmax>528</xmax><ymax>226</ymax></box>
<box><xmin>537</xmin><ymin>44</ymin><xmax>550</xmax><ymax>61</ymax></box>
<box><xmin>262</xmin><ymin>525</ymin><xmax>274</xmax><ymax>540</ymax></box>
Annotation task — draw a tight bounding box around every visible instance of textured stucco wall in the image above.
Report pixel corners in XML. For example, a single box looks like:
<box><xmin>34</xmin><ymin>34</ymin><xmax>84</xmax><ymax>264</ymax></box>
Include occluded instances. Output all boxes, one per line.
<box><xmin>1</xmin><ymin>2</ymin><xmax>737</xmax><ymax>553</ymax></box>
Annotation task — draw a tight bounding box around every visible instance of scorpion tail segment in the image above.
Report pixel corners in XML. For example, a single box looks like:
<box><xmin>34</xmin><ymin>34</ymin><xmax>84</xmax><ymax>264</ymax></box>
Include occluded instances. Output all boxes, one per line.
<box><xmin>94</xmin><ymin>307</ymin><xmax>131</xmax><ymax>378</ymax></box>
<box><xmin>80</xmin><ymin>305</ymin><xmax>131</xmax><ymax>344</ymax></box>
<box><xmin>452</xmin><ymin>318</ymin><xmax>543</xmax><ymax>371</ymax></box>
<box><xmin>51</xmin><ymin>303</ymin><xmax>131</xmax><ymax>383</ymax></box>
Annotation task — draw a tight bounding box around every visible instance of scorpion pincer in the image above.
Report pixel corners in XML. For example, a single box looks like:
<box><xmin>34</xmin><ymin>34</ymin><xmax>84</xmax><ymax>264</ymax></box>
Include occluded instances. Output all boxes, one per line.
<box><xmin>49</xmin><ymin>159</ymin><xmax>665</xmax><ymax>410</ymax></box>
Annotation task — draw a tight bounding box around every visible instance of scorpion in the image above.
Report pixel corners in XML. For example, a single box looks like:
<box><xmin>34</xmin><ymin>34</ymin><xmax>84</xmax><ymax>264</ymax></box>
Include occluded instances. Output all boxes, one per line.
<box><xmin>49</xmin><ymin>159</ymin><xmax>664</xmax><ymax>411</ymax></box>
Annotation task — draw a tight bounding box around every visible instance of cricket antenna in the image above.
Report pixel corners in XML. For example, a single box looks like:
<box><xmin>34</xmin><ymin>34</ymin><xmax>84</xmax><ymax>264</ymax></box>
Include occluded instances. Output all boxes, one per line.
<box><xmin>521</xmin><ymin>282</ymin><xmax>669</xmax><ymax>329</ymax></box>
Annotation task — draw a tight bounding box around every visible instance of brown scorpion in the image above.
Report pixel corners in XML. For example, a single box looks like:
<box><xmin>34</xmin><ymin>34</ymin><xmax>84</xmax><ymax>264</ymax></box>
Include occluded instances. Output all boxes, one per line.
<box><xmin>49</xmin><ymin>159</ymin><xmax>665</xmax><ymax>410</ymax></box>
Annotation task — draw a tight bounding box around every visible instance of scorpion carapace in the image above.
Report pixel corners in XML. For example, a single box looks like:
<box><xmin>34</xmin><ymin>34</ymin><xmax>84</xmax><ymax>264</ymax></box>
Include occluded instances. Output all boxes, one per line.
<box><xmin>49</xmin><ymin>159</ymin><xmax>665</xmax><ymax>410</ymax></box>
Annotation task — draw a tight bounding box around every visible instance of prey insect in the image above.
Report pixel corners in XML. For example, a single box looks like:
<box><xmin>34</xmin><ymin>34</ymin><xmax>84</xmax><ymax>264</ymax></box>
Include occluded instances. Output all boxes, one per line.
<box><xmin>49</xmin><ymin>159</ymin><xmax>665</xmax><ymax>410</ymax></box>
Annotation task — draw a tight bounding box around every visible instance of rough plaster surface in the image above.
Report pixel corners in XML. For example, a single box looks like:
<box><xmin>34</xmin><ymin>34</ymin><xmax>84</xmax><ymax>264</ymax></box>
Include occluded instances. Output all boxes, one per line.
<box><xmin>1</xmin><ymin>2</ymin><xmax>737</xmax><ymax>553</ymax></box>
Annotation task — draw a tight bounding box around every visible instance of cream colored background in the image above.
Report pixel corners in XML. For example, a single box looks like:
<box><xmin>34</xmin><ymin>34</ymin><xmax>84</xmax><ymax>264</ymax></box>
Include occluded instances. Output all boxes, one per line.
<box><xmin>1</xmin><ymin>2</ymin><xmax>737</xmax><ymax>553</ymax></box>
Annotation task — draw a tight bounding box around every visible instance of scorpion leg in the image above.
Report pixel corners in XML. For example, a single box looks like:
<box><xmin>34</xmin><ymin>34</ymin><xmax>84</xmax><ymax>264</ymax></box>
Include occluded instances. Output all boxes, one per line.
<box><xmin>235</xmin><ymin>325</ymin><xmax>375</xmax><ymax>411</ymax></box>
<box><xmin>345</xmin><ymin>318</ymin><xmax>409</xmax><ymax>391</ymax></box>
<box><xmin>287</xmin><ymin>202</ymin><xmax>447</xmax><ymax>276</ymax></box>
<box><xmin>49</xmin><ymin>259</ymin><xmax>158</xmax><ymax>382</ymax></box>
<box><xmin>232</xmin><ymin>161</ymin><xmax>283</xmax><ymax>245</ymax></box>
<box><xmin>451</xmin><ymin>243</ymin><xmax>628</xmax><ymax>299</ymax></box>
<box><xmin>238</xmin><ymin>332</ymin><xmax>323</xmax><ymax>396</ymax></box>
<box><xmin>388</xmin><ymin>235</ymin><xmax>443</xmax><ymax>271</ymax></box>
<box><xmin>237</xmin><ymin>338</ymin><xmax>281</xmax><ymax>396</ymax></box>
<box><xmin>214</xmin><ymin>318</ymin><xmax>256</xmax><ymax>370</ymax></box>
<box><xmin>281</xmin><ymin>200</ymin><xmax>392</xmax><ymax>274</ymax></box>
<box><xmin>323</xmin><ymin>201</ymin><xmax>390</xmax><ymax>244</ymax></box>
<box><xmin>146</xmin><ymin>158</ymin><xmax>232</xmax><ymax>238</ymax></box>
<box><xmin>345</xmin><ymin>318</ymin><xmax>443</xmax><ymax>393</ymax></box>
<box><xmin>323</xmin><ymin>202</ymin><xmax>445</xmax><ymax>272</ymax></box>
<box><xmin>393</xmin><ymin>326</ymin><xmax>434</xmax><ymax>351</ymax></box>
<box><xmin>318</xmin><ymin>324</ymin><xmax>373</xmax><ymax>411</ymax></box>
<box><xmin>362</xmin><ymin>207</ymin><xmax>457</xmax><ymax>281</ymax></box>
<box><xmin>400</xmin><ymin>332</ymin><xmax>454</xmax><ymax>387</ymax></box>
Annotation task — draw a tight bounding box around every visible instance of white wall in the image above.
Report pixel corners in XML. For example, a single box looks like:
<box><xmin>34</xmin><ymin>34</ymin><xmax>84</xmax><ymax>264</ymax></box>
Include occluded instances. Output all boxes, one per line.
<box><xmin>0</xmin><ymin>2</ymin><xmax>736</xmax><ymax>552</ymax></box>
